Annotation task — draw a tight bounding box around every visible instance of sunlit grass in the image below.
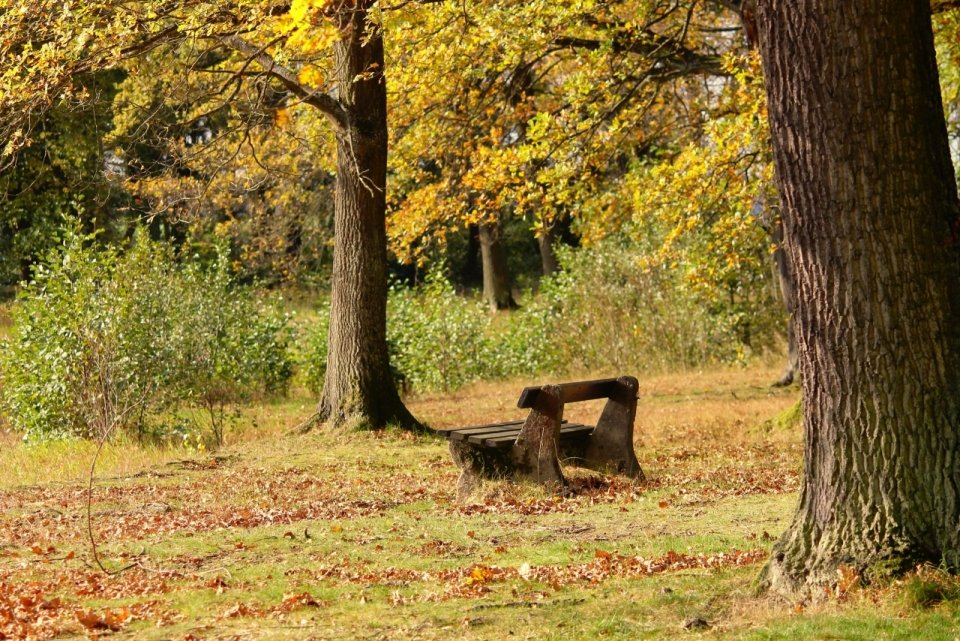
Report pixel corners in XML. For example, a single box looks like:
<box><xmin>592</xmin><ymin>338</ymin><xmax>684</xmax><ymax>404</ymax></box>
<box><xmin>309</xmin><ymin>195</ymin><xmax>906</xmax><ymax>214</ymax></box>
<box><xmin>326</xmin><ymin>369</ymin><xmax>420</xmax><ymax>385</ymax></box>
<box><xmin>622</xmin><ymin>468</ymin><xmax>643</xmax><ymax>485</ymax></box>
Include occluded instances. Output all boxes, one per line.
<box><xmin>0</xmin><ymin>432</ymin><xmax>194</xmax><ymax>487</ymax></box>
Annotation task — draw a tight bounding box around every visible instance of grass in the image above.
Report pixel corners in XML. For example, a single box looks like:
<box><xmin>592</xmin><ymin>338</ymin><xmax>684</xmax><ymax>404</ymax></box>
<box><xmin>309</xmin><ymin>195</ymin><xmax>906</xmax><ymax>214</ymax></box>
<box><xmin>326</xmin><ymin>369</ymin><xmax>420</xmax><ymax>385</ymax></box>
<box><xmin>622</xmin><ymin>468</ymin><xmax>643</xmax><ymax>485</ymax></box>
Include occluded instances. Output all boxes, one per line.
<box><xmin>2</xmin><ymin>363</ymin><xmax>960</xmax><ymax>639</ymax></box>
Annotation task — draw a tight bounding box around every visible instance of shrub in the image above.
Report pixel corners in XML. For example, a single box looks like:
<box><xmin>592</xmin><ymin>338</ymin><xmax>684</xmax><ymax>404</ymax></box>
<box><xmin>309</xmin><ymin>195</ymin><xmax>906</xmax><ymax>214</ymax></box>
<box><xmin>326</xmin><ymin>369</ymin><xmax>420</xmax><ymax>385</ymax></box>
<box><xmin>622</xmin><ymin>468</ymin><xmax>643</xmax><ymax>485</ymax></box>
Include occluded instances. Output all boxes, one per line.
<box><xmin>388</xmin><ymin>277</ymin><xmax>494</xmax><ymax>392</ymax></box>
<box><xmin>488</xmin><ymin>289</ymin><xmax>566</xmax><ymax>379</ymax></box>
<box><xmin>293</xmin><ymin>238</ymin><xmax>783</xmax><ymax>397</ymax></box>
<box><xmin>295</xmin><ymin>300</ymin><xmax>330</xmax><ymax>396</ymax></box>
<box><xmin>509</xmin><ymin>241</ymin><xmax>763</xmax><ymax>373</ymax></box>
<box><xmin>166</xmin><ymin>249</ymin><xmax>295</xmax><ymax>445</ymax></box>
<box><xmin>0</xmin><ymin>227</ymin><xmax>294</xmax><ymax>444</ymax></box>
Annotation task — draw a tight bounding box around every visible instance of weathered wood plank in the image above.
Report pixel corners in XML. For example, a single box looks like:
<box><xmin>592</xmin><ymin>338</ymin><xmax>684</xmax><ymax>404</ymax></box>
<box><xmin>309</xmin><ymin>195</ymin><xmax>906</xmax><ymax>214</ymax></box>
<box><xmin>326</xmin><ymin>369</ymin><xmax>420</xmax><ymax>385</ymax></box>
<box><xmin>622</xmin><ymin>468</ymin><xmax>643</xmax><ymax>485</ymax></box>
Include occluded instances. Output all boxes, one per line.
<box><xmin>436</xmin><ymin>420</ymin><xmax>524</xmax><ymax>438</ymax></box>
<box><xmin>517</xmin><ymin>378</ymin><xmax>619</xmax><ymax>408</ymax></box>
<box><xmin>440</xmin><ymin>419</ymin><xmax>568</xmax><ymax>439</ymax></box>
<box><xmin>466</xmin><ymin>428</ymin><xmax>522</xmax><ymax>446</ymax></box>
<box><xmin>482</xmin><ymin>423</ymin><xmax>592</xmax><ymax>449</ymax></box>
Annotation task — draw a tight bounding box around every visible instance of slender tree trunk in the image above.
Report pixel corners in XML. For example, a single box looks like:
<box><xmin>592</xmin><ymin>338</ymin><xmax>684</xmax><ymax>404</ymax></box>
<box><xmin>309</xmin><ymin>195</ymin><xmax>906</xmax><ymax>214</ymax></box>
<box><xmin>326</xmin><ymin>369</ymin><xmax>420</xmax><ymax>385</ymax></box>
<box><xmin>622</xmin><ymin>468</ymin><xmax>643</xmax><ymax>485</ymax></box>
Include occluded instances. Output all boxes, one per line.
<box><xmin>462</xmin><ymin>223</ymin><xmax>482</xmax><ymax>286</ymax></box>
<box><xmin>770</xmin><ymin>220</ymin><xmax>798</xmax><ymax>387</ymax></box>
<box><xmin>479</xmin><ymin>219</ymin><xmax>518</xmax><ymax>312</ymax></box>
<box><xmin>538</xmin><ymin>223</ymin><xmax>560</xmax><ymax>277</ymax></box>
<box><xmin>755</xmin><ymin>0</ymin><xmax>960</xmax><ymax>596</ymax></box>
<box><xmin>318</xmin><ymin>5</ymin><xmax>421</xmax><ymax>431</ymax></box>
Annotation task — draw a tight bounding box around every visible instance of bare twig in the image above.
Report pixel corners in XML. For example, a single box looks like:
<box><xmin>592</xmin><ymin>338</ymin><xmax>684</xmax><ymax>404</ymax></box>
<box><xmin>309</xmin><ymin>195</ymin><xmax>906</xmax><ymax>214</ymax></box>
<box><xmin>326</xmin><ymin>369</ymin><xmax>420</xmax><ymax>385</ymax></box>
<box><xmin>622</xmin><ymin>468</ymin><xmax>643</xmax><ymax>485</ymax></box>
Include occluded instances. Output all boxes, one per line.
<box><xmin>85</xmin><ymin>435</ymin><xmax>111</xmax><ymax>574</ymax></box>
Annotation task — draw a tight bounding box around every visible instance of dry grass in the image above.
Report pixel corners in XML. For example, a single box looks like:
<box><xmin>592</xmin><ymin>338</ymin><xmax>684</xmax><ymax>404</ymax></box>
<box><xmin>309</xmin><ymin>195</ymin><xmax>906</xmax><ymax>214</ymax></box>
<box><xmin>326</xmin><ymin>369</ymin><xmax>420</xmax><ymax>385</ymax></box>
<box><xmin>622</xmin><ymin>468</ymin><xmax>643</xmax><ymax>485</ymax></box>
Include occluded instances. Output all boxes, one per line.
<box><xmin>408</xmin><ymin>361</ymin><xmax>799</xmax><ymax>446</ymax></box>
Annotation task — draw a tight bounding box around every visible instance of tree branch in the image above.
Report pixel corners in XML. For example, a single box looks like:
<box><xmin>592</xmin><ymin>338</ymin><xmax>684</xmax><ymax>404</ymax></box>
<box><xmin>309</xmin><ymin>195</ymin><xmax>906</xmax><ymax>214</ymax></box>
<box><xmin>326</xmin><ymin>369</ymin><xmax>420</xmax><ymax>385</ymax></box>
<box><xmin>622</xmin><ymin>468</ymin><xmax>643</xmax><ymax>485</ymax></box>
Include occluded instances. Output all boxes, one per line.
<box><xmin>218</xmin><ymin>35</ymin><xmax>348</xmax><ymax>133</ymax></box>
<box><xmin>553</xmin><ymin>33</ymin><xmax>727</xmax><ymax>77</ymax></box>
<box><xmin>710</xmin><ymin>0</ymin><xmax>743</xmax><ymax>14</ymax></box>
<box><xmin>933</xmin><ymin>0</ymin><xmax>960</xmax><ymax>12</ymax></box>
<box><xmin>380</xmin><ymin>0</ymin><xmax>446</xmax><ymax>9</ymax></box>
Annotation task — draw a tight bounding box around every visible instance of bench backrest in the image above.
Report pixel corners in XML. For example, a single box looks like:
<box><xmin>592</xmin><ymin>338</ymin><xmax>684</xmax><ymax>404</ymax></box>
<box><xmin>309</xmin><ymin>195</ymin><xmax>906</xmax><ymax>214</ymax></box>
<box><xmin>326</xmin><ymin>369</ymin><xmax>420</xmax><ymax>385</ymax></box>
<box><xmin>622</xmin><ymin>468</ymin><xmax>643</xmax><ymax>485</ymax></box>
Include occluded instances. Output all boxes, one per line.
<box><xmin>516</xmin><ymin>378</ymin><xmax>620</xmax><ymax>409</ymax></box>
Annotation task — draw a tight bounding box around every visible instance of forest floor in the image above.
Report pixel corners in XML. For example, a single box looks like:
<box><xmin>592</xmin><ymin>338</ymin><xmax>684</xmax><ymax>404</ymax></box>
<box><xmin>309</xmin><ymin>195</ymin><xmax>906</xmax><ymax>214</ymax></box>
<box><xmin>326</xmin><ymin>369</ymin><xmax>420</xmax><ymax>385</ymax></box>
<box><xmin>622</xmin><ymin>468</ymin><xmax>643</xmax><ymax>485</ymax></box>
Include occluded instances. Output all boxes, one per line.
<box><xmin>2</xmin><ymin>363</ymin><xmax>959</xmax><ymax>639</ymax></box>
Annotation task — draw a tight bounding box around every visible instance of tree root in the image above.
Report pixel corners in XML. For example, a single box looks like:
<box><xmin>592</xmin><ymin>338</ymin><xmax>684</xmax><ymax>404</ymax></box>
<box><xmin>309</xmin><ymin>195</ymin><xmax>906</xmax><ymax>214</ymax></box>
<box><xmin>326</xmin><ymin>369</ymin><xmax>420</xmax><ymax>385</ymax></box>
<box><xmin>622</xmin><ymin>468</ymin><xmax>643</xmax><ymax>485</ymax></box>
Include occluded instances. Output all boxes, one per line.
<box><xmin>289</xmin><ymin>412</ymin><xmax>322</xmax><ymax>435</ymax></box>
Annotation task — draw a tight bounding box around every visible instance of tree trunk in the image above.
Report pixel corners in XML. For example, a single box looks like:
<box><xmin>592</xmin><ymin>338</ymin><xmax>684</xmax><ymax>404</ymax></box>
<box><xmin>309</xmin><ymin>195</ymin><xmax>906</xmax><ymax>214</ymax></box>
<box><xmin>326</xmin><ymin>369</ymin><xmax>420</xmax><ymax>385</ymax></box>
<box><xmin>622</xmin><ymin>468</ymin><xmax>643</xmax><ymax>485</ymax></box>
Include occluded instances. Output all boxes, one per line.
<box><xmin>770</xmin><ymin>220</ymin><xmax>798</xmax><ymax>387</ymax></box>
<box><xmin>478</xmin><ymin>219</ymin><xmax>518</xmax><ymax>312</ymax></box>
<box><xmin>317</xmin><ymin>6</ymin><xmax>421</xmax><ymax>432</ymax></box>
<box><xmin>462</xmin><ymin>223</ymin><xmax>482</xmax><ymax>286</ymax></box>
<box><xmin>538</xmin><ymin>222</ymin><xmax>560</xmax><ymax>277</ymax></box>
<box><xmin>755</xmin><ymin>0</ymin><xmax>960</xmax><ymax>596</ymax></box>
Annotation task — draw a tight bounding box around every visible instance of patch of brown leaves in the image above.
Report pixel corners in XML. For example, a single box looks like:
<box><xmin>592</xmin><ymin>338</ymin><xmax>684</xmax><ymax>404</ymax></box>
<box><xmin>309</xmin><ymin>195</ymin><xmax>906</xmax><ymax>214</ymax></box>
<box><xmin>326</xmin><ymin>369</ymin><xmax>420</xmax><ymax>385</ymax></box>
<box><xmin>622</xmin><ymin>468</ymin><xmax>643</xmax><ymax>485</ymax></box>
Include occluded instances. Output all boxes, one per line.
<box><xmin>0</xmin><ymin>578</ymin><xmax>181</xmax><ymax>640</ymax></box>
<box><xmin>283</xmin><ymin>547</ymin><xmax>767</xmax><ymax>603</ymax></box>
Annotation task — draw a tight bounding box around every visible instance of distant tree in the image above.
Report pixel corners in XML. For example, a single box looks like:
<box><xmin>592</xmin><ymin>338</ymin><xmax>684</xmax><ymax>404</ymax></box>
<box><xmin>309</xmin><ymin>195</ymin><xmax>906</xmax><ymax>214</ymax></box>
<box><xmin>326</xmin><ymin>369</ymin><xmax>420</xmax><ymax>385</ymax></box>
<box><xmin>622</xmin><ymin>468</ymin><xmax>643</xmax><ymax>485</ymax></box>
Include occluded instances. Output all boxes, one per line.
<box><xmin>386</xmin><ymin>0</ymin><xmax>736</xmax><ymax>300</ymax></box>
<box><xmin>754</xmin><ymin>0</ymin><xmax>960</xmax><ymax>595</ymax></box>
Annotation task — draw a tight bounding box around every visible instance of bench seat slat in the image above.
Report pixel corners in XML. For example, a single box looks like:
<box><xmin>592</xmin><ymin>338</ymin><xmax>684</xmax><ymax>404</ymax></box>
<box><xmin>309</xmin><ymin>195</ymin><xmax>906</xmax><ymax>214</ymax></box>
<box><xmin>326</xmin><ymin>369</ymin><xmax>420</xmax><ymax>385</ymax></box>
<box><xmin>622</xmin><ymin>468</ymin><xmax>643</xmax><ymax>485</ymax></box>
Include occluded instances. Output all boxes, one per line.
<box><xmin>466</xmin><ymin>431</ymin><xmax>520</xmax><ymax>446</ymax></box>
<box><xmin>481</xmin><ymin>423</ymin><xmax>593</xmax><ymax>449</ymax></box>
<box><xmin>439</xmin><ymin>419</ymin><xmax>568</xmax><ymax>439</ymax></box>
<box><xmin>462</xmin><ymin>426</ymin><xmax>526</xmax><ymax>444</ymax></box>
<box><xmin>460</xmin><ymin>420</ymin><xmax>577</xmax><ymax>445</ymax></box>
<box><xmin>442</xmin><ymin>420</ymin><xmax>524</xmax><ymax>438</ymax></box>
<box><xmin>437</xmin><ymin>420</ymin><xmax>524</xmax><ymax>438</ymax></box>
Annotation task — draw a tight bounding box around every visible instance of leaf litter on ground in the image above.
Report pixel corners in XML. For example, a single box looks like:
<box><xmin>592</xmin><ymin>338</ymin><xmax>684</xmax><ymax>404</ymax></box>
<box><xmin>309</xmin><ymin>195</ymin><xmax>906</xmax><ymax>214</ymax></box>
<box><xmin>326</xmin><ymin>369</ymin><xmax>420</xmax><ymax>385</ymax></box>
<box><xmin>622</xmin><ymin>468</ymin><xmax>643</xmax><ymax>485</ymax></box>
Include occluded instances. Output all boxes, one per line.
<box><xmin>0</xmin><ymin>366</ymin><xmax>819</xmax><ymax>639</ymax></box>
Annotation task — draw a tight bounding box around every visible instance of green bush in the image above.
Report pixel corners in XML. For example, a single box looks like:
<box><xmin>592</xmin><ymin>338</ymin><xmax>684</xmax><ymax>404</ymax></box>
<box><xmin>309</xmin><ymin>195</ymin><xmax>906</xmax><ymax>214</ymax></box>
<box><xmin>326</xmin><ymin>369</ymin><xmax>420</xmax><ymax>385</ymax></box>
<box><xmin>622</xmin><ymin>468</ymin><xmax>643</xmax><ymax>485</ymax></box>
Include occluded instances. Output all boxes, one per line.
<box><xmin>388</xmin><ymin>277</ymin><xmax>494</xmax><ymax>392</ymax></box>
<box><xmin>292</xmin><ymin>238</ymin><xmax>783</xmax><ymax>398</ymax></box>
<box><xmin>508</xmin><ymin>240</ymin><xmax>780</xmax><ymax>374</ymax></box>
<box><xmin>296</xmin><ymin>300</ymin><xmax>330</xmax><ymax>395</ymax></box>
<box><xmin>0</xmin><ymin>227</ymin><xmax>294</xmax><ymax>444</ymax></box>
<box><xmin>167</xmin><ymin>249</ymin><xmax>294</xmax><ymax>445</ymax></box>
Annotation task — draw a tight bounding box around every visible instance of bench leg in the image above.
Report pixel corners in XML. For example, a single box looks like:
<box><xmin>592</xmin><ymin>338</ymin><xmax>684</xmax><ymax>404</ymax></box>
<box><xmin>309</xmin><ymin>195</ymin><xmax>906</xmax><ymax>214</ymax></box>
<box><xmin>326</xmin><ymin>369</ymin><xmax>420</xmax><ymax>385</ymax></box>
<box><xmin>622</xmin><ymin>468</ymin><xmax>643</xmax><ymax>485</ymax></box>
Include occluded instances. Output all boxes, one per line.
<box><xmin>448</xmin><ymin>385</ymin><xmax>570</xmax><ymax>501</ymax></box>
<box><xmin>448</xmin><ymin>439</ymin><xmax>517</xmax><ymax>501</ymax></box>
<box><xmin>510</xmin><ymin>384</ymin><xmax>566</xmax><ymax>488</ymax></box>
<box><xmin>584</xmin><ymin>376</ymin><xmax>645</xmax><ymax>480</ymax></box>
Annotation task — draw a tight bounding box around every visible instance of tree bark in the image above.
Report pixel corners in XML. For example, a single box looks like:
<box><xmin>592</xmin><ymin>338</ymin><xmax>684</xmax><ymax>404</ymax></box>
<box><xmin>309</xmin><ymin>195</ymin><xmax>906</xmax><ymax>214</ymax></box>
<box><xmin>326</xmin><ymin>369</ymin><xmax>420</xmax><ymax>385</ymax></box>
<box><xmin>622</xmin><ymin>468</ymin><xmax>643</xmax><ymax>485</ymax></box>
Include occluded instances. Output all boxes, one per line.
<box><xmin>755</xmin><ymin>0</ymin><xmax>960</xmax><ymax>596</ymax></box>
<box><xmin>317</xmin><ymin>5</ymin><xmax>421</xmax><ymax>432</ymax></box>
<box><xmin>478</xmin><ymin>218</ymin><xmax>518</xmax><ymax>312</ymax></box>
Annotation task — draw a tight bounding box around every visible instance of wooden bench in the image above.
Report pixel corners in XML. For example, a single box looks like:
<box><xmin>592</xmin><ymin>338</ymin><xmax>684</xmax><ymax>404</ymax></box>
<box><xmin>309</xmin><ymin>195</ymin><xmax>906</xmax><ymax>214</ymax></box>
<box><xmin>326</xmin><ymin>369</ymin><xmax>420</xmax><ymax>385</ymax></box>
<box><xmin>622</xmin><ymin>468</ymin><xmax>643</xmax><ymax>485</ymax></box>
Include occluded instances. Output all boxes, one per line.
<box><xmin>440</xmin><ymin>376</ymin><xmax>644</xmax><ymax>499</ymax></box>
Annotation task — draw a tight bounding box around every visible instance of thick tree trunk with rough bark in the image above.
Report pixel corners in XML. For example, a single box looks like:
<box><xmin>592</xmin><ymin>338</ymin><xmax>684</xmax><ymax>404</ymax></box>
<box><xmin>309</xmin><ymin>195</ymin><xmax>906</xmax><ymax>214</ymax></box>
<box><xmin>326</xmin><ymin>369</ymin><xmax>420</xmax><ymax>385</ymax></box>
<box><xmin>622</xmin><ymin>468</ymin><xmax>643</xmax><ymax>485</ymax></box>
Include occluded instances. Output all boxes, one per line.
<box><xmin>317</xmin><ymin>6</ymin><xmax>421</xmax><ymax>431</ymax></box>
<box><xmin>479</xmin><ymin>219</ymin><xmax>518</xmax><ymax>312</ymax></box>
<box><xmin>755</xmin><ymin>0</ymin><xmax>960</xmax><ymax>596</ymax></box>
